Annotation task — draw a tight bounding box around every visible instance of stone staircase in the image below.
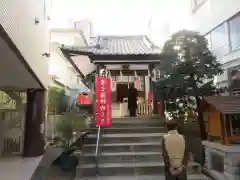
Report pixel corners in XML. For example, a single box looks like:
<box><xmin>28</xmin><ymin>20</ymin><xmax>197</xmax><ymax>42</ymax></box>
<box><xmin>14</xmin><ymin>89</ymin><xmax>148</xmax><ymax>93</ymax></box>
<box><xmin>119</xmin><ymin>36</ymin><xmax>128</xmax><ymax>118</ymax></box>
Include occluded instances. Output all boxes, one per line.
<box><xmin>75</xmin><ymin>118</ymin><xmax>211</xmax><ymax>180</ymax></box>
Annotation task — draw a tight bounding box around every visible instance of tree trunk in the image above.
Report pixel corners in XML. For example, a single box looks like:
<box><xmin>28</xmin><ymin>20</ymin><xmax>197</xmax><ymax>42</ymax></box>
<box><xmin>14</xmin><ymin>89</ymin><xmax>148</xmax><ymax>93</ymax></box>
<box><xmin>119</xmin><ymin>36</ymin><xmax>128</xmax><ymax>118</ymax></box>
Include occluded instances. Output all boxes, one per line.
<box><xmin>196</xmin><ymin>97</ymin><xmax>207</xmax><ymax>140</ymax></box>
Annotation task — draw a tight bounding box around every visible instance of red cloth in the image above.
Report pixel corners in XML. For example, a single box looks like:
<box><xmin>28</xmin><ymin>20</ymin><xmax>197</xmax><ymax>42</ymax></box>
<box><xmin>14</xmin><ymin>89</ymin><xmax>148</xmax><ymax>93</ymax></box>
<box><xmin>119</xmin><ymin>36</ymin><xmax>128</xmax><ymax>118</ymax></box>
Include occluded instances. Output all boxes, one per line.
<box><xmin>148</xmin><ymin>92</ymin><xmax>152</xmax><ymax>104</ymax></box>
<box><xmin>78</xmin><ymin>94</ymin><xmax>92</xmax><ymax>104</ymax></box>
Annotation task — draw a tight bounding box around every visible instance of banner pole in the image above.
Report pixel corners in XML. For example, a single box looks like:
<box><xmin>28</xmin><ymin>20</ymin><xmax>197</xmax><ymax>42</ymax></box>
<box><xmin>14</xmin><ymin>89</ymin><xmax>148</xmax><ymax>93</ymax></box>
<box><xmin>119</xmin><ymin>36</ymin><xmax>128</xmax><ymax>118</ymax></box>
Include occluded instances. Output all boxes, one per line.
<box><xmin>94</xmin><ymin>71</ymin><xmax>97</xmax><ymax>127</ymax></box>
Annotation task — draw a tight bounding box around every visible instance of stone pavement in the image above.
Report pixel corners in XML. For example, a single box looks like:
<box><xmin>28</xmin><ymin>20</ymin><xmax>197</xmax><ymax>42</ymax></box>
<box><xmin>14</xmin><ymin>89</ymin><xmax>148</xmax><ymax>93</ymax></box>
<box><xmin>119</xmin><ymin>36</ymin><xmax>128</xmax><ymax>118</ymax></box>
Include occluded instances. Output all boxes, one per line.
<box><xmin>30</xmin><ymin>147</ymin><xmax>75</xmax><ymax>180</ymax></box>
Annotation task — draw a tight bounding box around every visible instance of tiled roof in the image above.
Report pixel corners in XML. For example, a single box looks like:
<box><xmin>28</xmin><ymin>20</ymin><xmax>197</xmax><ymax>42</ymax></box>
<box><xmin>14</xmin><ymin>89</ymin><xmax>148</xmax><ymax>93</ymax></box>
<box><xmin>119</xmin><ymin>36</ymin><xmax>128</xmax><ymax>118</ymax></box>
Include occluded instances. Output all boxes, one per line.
<box><xmin>203</xmin><ymin>96</ymin><xmax>240</xmax><ymax>114</ymax></box>
<box><xmin>93</xmin><ymin>35</ymin><xmax>160</xmax><ymax>55</ymax></box>
<box><xmin>62</xmin><ymin>35</ymin><xmax>161</xmax><ymax>55</ymax></box>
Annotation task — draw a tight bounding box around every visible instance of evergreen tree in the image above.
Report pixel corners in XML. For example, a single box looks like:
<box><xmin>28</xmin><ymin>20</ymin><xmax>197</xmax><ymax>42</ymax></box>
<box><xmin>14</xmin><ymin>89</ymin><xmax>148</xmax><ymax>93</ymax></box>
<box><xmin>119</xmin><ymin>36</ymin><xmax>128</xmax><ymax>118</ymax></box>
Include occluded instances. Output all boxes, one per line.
<box><xmin>157</xmin><ymin>30</ymin><xmax>223</xmax><ymax>140</ymax></box>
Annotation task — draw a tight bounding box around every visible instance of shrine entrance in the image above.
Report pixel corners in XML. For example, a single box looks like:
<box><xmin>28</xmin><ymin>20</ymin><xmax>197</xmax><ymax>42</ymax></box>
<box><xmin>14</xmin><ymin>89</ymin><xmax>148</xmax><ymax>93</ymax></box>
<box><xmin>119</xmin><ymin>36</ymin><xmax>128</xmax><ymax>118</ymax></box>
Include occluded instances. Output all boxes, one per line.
<box><xmin>61</xmin><ymin>35</ymin><xmax>163</xmax><ymax>117</ymax></box>
<box><xmin>116</xmin><ymin>83</ymin><xmax>129</xmax><ymax>102</ymax></box>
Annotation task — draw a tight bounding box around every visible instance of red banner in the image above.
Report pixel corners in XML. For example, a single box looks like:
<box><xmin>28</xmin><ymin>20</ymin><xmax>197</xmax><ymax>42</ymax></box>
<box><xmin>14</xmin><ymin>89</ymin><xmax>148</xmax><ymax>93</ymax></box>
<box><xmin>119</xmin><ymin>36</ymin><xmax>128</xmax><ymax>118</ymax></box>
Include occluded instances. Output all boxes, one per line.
<box><xmin>96</xmin><ymin>76</ymin><xmax>112</xmax><ymax>127</ymax></box>
<box><xmin>148</xmin><ymin>92</ymin><xmax>152</xmax><ymax>104</ymax></box>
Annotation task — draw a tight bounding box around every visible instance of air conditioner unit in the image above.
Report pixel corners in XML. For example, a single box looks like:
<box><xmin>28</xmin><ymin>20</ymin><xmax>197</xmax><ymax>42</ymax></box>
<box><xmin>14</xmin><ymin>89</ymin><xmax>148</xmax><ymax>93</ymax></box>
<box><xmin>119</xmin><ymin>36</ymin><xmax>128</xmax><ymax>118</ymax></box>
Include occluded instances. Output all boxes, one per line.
<box><xmin>151</xmin><ymin>68</ymin><xmax>160</xmax><ymax>82</ymax></box>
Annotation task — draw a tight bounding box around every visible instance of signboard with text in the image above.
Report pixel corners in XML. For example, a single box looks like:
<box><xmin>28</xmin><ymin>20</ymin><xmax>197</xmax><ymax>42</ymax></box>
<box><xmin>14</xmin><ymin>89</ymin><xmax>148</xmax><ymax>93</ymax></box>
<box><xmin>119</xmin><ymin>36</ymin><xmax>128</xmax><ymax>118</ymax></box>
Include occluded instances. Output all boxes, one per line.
<box><xmin>96</xmin><ymin>76</ymin><xmax>112</xmax><ymax>127</ymax></box>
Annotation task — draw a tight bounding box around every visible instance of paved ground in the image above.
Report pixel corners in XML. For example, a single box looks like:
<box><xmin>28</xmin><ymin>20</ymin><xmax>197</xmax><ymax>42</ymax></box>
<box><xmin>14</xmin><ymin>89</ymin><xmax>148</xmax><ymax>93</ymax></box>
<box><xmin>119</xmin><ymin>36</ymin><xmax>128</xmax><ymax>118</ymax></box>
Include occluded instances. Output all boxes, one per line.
<box><xmin>30</xmin><ymin>147</ymin><xmax>75</xmax><ymax>180</ymax></box>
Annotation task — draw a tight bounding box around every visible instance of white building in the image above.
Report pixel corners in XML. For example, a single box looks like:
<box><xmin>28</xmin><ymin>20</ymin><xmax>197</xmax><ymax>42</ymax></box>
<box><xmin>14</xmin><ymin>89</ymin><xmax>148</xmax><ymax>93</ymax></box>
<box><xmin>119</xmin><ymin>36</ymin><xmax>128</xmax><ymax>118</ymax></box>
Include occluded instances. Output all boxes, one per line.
<box><xmin>189</xmin><ymin>0</ymin><xmax>240</xmax><ymax>89</ymax></box>
<box><xmin>0</xmin><ymin>0</ymin><xmax>51</xmax><ymax>179</ymax></box>
<box><xmin>74</xmin><ymin>19</ymin><xmax>94</xmax><ymax>44</ymax></box>
<box><xmin>49</xmin><ymin>28</ymin><xmax>91</xmax><ymax>106</ymax></box>
<box><xmin>0</xmin><ymin>0</ymin><xmax>50</xmax><ymax>88</ymax></box>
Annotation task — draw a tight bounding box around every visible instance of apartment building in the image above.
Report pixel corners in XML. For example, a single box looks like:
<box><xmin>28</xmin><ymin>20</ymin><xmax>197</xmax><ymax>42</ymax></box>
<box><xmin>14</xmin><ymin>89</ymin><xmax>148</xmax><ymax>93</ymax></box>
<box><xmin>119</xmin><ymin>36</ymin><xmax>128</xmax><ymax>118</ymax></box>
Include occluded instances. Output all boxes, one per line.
<box><xmin>190</xmin><ymin>0</ymin><xmax>240</xmax><ymax>93</ymax></box>
<box><xmin>0</xmin><ymin>0</ymin><xmax>51</xmax><ymax>178</ymax></box>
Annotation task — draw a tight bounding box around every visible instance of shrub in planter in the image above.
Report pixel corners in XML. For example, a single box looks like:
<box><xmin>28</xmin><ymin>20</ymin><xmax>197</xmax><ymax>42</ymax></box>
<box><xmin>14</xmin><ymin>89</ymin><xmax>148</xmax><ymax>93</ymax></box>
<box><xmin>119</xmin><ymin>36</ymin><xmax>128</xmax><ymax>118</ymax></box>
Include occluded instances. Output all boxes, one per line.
<box><xmin>56</xmin><ymin>112</ymin><xmax>86</xmax><ymax>146</ymax></box>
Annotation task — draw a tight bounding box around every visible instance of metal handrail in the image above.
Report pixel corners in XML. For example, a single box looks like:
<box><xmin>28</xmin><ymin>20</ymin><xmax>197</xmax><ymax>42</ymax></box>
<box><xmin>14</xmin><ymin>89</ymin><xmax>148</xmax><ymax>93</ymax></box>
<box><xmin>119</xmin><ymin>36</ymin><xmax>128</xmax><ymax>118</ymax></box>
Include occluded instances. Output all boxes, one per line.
<box><xmin>95</xmin><ymin>125</ymin><xmax>101</xmax><ymax>175</ymax></box>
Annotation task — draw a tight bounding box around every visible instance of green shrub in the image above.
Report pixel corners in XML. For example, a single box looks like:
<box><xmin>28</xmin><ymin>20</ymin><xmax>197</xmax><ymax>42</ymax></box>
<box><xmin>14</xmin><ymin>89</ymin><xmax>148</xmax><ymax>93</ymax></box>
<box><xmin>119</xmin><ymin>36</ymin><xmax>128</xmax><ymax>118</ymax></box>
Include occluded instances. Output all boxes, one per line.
<box><xmin>56</xmin><ymin>112</ymin><xmax>86</xmax><ymax>146</ymax></box>
<box><xmin>48</xmin><ymin>86</ymin><xmax>69</xmax><ymax>114</ymax></box>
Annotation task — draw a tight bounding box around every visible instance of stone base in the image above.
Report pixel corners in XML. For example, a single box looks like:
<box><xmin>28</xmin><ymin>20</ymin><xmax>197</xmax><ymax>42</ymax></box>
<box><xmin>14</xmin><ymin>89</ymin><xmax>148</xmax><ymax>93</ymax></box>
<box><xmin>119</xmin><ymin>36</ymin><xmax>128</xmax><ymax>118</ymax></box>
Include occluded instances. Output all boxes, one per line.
<box><xmin>202</xmin><ymin>141</ymin><xmax>240</xmax><ymax>180</ymax></box>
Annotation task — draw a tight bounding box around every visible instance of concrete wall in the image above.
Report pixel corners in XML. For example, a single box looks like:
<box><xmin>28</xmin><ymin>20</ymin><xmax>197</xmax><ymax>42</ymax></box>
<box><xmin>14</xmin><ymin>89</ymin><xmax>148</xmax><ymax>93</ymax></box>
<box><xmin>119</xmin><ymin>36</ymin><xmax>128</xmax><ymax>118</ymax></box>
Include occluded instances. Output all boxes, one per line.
<box><xmin>48</xmin><ymin>46</ymin><xmax>81</xmax><ymax>89</ymax></box>
<box><xmin>0</xmin><ymin>0</ymin><xmax>50</xmax><ymax>88</ymax></box>
<box><xmin>190</xmin><ymin>0</ymin><xmax>240</xmax><ymax>87</ymax></box>
<box><xmin>74</xmin><ymin>19</ymin><xmax>94</xmax><ymax>44</ymax></box>
<box><xmin>190</xmin><ymin>0</ymin><xmax>240</xmax><ymax>34</ymax></box>
<box><xmin>203</xmin><ymin>141</ymin><xmax>240</xmax><ymax>180</ymax></box>
<box><xmin>49</xmin><ymin>30</ymin><xmax>90</xmax><ymax>106</ymax></box>
<box><xmin>49</xmin><ymin>30</ymin><xmax>90</xmax><ymax>91</ymax></box>
<box><xmin>50</xmin><ymin>29</ymin><xmax>86</xmax><ymax>46</ymax></box>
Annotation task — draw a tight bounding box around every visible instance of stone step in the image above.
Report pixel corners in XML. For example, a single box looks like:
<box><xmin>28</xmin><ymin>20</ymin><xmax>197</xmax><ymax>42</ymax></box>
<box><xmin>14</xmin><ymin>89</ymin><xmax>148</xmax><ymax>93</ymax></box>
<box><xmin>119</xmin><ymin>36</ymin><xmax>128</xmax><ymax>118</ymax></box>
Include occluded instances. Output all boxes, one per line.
<box><xmin>83</xmin><ymin>142</ymin><xmax>162</xmax><ymax>153</ymax></box>
<box><xmin>79</xmin><ymin>151</ymin><xmax>163</xmax><ymax>164</ymax></box>
<box><xmin>76</xmin><ymin>162</ymin><xmax>202</xmax><ymax>177</ymax></box>
<box><xmin>110</xmin><ymin>120</ymin><xmax>164</xmax><ymax>128</ymax></box>
<box><xmin>86</xmin><ymin>133</ymin><xmax>164</xmax><ymax>144</ymax></box>
<box><xmin>75</xmin><ymin>174</ymin><xmax>211</xmax><ymax>180</ymax></box>
<box><xmin>100</xmin><ymin>127</ymin><xmax>166</xmax><ymax>134</ymax></box>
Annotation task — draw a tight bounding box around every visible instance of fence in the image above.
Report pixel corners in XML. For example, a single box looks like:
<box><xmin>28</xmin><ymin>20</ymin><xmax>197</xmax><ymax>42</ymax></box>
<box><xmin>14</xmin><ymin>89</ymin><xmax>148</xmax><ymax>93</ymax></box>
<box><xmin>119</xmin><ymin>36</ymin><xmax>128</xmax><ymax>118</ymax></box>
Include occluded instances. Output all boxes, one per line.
<box><xmin>0</xmin><ymin>110</ymin><xmax>23</xmax><ymax>154</ymax></box>
<box><xmin>137</xmin><ymin>101</ymin><xmax>153</xmax><ymax>116</ymax></box>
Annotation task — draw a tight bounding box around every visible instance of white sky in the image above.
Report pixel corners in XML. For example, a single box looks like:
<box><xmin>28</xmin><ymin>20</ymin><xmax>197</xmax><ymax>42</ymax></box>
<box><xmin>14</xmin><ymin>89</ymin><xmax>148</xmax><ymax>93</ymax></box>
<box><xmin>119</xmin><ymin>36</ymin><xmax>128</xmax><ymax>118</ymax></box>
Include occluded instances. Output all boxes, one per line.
<box><xmin>50</xmin><ymin>0</ymin><xmax>193</xmax><ymax>45</ymax></box>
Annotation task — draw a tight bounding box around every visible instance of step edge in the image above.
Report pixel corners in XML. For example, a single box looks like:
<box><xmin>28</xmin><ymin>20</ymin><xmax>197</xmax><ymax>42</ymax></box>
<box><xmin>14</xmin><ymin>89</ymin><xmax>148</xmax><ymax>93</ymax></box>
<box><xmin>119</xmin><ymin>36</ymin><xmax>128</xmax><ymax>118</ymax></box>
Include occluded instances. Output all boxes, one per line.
<box><xmin>82</xmin><ymin>152</ymin><xmax>163</xmax><ymax>156</ymax></box>
<box><xmin>78</xmin><ymin>161</ymin><xmax>200</xmax><ymax>168</ymax></box>
<box><xmin>84</xmin><ymin>142</ymin><xmax>161</xmax><ymax>147</ymax></box>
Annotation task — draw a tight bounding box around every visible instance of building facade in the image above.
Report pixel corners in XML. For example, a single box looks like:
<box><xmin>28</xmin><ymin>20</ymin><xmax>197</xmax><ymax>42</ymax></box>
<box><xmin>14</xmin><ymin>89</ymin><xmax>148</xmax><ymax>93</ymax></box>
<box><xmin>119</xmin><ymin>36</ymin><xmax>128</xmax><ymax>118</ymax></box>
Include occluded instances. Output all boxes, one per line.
<box><xmin>74</xmin><ymin>19</ymin><xmax>94</xmax><ymax>44</ymax></box>
<box><xmin>189</xmin><ymin>0</ymin><xmax>240</xmax><ymax>91</ymax></box>
<box><xmin>0</xmin><ymin>0</ymin><xmax>50</xmax><ymax>158</ymax></box>
<box><xmin>49</xmin><ymin>28</ymin><xmax>91</xmax><ymax>107</ymax></box>
<box><xmin>0</xmin><ymin>0</ymin><xmax>50</xmax><ymax>88</ymax></box>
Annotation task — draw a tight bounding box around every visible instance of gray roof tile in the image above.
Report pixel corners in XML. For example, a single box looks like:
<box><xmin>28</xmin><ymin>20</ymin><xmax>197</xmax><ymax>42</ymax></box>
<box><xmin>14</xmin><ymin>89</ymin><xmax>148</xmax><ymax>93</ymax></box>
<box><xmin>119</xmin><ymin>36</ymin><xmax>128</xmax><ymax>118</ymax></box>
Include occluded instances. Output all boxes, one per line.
<box><xmin>62</xmin><ymin>35</ymin><xmax>161</xmax><ymax>55</ymax></box>
<box><xmin>93</xmin><ymin>35</ymin><xmax>159</xmax><ymax>55</ymax></box>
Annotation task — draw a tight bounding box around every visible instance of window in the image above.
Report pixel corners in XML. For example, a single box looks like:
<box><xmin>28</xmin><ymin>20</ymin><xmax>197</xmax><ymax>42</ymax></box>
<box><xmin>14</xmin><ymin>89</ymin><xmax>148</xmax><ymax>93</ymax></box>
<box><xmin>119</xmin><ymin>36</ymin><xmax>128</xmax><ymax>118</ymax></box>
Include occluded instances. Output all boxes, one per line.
<box><xmin>116</xmin><ymin>76</ymin><xmax>121</xmax><ymax>82</ymax></box>
<box><xmin>210</xmin><ymin>23</ymin><xmax>230</xmax><ymax>58</ymax></box>
<box><xmin>229</xmin><ymin>14</ymin><xmax>240</xmax><ymax>51</ymax></box>
<box><xmin>155</xmin><ymin>69</ymin><xmax>161</xmax><ymax>81</ymax></box>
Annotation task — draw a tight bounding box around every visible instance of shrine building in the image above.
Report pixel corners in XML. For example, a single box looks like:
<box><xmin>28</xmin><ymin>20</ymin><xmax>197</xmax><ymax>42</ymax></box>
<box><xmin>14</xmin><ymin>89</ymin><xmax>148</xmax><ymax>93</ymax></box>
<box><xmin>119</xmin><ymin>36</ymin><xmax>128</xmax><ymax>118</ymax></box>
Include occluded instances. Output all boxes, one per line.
<box><xmin>61</xmin><ymin>35</ymin><xmax>162</xmax><ymax>117</ymax></box>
